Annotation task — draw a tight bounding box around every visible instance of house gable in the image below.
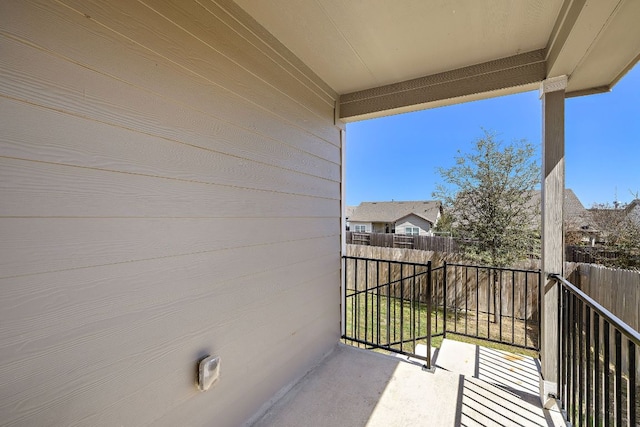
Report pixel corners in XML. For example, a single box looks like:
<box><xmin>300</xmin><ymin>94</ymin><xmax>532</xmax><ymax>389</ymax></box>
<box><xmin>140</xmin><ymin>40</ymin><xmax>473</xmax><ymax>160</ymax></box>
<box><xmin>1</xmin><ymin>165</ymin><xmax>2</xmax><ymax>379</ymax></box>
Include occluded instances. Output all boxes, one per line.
<box><xmin>395</xmin><ymin>213</ymin><xmax>434</xmax><ymax>236</ymax></box>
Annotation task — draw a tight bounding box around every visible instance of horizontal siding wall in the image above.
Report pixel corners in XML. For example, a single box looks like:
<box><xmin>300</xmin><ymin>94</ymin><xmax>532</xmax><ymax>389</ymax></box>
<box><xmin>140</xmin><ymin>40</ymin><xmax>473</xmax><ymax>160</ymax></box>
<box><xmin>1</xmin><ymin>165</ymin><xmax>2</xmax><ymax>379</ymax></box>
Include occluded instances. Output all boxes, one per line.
<box><xmin>395</xmin><ymin>216</ymin><xmax>432</xmax><ymax>236</ymax></box>
<box><xmin>0</xmin><ymin>1</ymin><xmax>341</xmax><ymax>426</ymax></box>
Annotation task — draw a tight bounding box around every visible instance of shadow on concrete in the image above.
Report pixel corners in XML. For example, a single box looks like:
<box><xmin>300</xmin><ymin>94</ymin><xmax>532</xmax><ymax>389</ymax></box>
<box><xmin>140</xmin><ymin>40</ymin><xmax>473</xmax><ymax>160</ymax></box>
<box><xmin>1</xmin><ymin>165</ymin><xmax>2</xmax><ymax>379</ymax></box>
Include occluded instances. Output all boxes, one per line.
<box><xmin>454</xmin><ymin>344</ymin><xmax>566</xmax><ymax>427</ymax></box>
<box><xmin>252</xmin><ymin>340</ymin><xmax>566</xmax><ymax>426</ymax></box>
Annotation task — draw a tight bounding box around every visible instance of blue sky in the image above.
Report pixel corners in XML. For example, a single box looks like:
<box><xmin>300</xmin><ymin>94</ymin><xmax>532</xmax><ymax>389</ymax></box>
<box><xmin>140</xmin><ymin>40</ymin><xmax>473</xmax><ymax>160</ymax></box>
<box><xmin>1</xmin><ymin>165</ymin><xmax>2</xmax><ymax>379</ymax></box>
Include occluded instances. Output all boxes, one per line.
<box><xmin>346</xmin><ymin>64</ymin><xmax>640</xmax><ymax>208</ymax></box>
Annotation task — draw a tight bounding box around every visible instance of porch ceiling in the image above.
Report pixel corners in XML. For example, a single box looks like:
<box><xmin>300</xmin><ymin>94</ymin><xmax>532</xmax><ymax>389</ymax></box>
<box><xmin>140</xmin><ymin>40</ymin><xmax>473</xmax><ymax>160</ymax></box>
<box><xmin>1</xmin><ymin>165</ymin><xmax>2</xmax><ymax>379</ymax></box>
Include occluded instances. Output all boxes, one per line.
<box><xmin>233</xmin><ymin>0</ymin><xmax>640</xmax><ymax>121</ymax></box>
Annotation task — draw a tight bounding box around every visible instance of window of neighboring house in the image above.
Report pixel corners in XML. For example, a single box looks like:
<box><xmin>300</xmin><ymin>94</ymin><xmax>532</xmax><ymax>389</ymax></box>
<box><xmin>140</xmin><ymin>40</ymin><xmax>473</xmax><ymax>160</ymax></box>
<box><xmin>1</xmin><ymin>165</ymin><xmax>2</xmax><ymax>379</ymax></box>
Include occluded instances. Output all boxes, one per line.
<box><xmin>405</xmin><ymin>227</ymin><xmax>419</xmax><ymax>235</ymax></box>
<box><xmin>354</xmin><ymin>225</ymin><xmax>366</xmax><ymax>232</ymax></box>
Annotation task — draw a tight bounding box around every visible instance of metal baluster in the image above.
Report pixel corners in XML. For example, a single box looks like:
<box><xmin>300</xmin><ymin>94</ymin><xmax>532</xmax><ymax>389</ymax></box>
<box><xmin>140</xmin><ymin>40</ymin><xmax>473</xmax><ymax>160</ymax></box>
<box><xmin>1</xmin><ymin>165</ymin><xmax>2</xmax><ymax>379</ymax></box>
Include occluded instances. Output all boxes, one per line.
<box><xmin>443</xmin><ymin>262</ymin><xmax>448</xmax><ymax>338</ymax></box>
<box><xmin>570</xmin><ymin>293</ymin><xmax>577</xmax><ymax>426</ymax></box>
<box><xmin>476</xmin><ymin>267</ymin><xmax>479</xmax><ymax>338</ymax></box>
<box><xmin>579</xmin><ymin>299</ymin><xmax>584</xmax><ymax>427</ymax></box>
<box><xmin>511</xmin><ymin>270</ymin><xmax>515</xmax><ymax>345</ymax></box>
<box><xmin>524</xmin><ymin>273</ymin><xmax>529</xmax><ymax>348</ymax></box>
<box><xmin>614</xmin><ymin>329</ymin><xmax>622</xmax><ymax>426</ymax></box>
<box><xmin>594</xmin><ymin>312</ymin><xmax>601</xmax><ymax>427</ymax></box>
<box><xmin>426</xmin><ymin>261</ymin><xmax>432</xmax><ymax>370</ymax></box>
<box><xmin>464</xmin><ymin>266</ymin><xmax>468</xmax><ymax>335</ymax></box>
<box><xmin>412</xmin><ymin>264</ymin><xmax>416</xmax><ymax>354</ymax></box>
<box><xmin>400</xmin><ymin>264</ymin><xmax>404</xmax><ymax>352</ymax></box>
<box><xmin>628</xmin><ymin>339</ymin><xmax>636</xmax><ymax>427</ymax></box>
<box><xmin>603</xmin><ymin>321</ymin><xmax>610</xmax><ymax>426</ymax></box>
<box><xmin>387</xmin><ymin>261</ymin><xmax>391</xmax><ymax>350</ymax></box>
<box><xmin>585</xmin><ymin>305</ymin><xmax>592</xmax><ymax>426</ymax></box>
<box><xmin>365</xmin><ymin>260</ymin><xmax>369</xmax><ymax>347</ymax></box>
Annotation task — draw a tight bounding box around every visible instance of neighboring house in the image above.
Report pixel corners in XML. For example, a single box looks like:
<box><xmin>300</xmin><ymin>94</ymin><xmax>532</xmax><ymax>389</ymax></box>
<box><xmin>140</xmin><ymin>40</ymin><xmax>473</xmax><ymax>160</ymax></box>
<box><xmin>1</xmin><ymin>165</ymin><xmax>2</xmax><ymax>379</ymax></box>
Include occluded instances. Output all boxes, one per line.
<box><xmin>349</xmin><ymin>201</ymin><xmax>442</xmax><ymax>236</ymax></box>
<box><xmin>625</xmin><ymin>199</ymin><xmax>640</xmax><ymax>226</ymax></box>
<box><xmin>530</xmin><ymin>189</ymin><xmax>597</xmax><ymax>244</ymax></box>
<box><xmin>589</xmin><ymin>198</ymin><xmax>640</xmax><ymax>244</ymax></box>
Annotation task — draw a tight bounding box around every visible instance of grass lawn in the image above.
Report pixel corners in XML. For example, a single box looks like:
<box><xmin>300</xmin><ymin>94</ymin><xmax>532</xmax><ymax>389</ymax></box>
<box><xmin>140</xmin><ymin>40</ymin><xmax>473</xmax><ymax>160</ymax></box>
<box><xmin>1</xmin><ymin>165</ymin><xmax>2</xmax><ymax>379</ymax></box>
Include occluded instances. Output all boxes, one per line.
<box><xmin>343</xmin><ymin>289</ymin><xmax>539</xmax><ymax>359</ymax></box>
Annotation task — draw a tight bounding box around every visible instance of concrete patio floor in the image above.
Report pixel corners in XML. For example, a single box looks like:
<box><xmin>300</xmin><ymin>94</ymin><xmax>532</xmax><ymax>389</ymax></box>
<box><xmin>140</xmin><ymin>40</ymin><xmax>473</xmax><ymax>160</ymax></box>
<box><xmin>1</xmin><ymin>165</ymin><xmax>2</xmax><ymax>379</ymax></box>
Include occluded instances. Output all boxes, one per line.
<box><xmin>252</xmin><ymin>339</ymin><xmax>567</xmax><ymax>427</ymax></box>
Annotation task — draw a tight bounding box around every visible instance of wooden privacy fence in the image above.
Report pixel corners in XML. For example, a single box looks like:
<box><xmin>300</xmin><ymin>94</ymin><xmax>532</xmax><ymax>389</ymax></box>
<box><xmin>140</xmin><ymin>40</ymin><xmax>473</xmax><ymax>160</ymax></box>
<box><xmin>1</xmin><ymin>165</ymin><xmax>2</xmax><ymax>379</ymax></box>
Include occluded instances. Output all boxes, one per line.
<box><xmin>345</xmin><ymin>260</ymin><xmax>540</xmax><ymax>321</ymax></box>
<box><xmin>346</xmin><ymin>231</ymin><xmax>460</xmax><ymax>252</ymax></box>
<box><xmin>345</xmin><ymin>245</ymin><xmax>541</xmax><ymax>321</ymax></box>
<box><xmin>344</xmin><ymin>256</ymin><xmax>430</xmax><ymax>303</ymax></box>
<box><xmin>566</xmin><ymin>245</ymin><xmax>640</xmax><ymax>268</ymax></box>
<box><xmin>436</xmin><ymin>263</ymin><xmax>541</xmax><ymax>321</ymax></box>
<box><xmin>569</xmin><ymin>264</ymin><xmax>640</xmax><ymax>333</ymax></box>
<box><xmin>435</xmin><ymin>263</ymin><xmax>541</xmax><ymax>350</ymax></box>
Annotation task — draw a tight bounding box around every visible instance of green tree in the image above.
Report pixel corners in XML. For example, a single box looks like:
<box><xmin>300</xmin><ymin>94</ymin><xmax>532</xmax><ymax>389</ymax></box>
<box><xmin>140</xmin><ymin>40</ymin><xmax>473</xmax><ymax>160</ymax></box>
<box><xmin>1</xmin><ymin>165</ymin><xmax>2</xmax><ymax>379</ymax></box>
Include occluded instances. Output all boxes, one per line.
<box><xmin>433</xmin><ymin>130</ymin><xmax>540</xmax><ymax>267</ymax></box>
<box><xmin>589</xmin><ymin>202</ymin><xmax>640</xmax><ymax>270</ymax></box>
<box><xmin>434</xmin><ymin>130</ymin><xmax>540</xmax><ymax>323</ymax></box>
<box><xmin>433</xmin><ymin>211</ymin><xmax>454</xmax><ymax>236</ymax></box>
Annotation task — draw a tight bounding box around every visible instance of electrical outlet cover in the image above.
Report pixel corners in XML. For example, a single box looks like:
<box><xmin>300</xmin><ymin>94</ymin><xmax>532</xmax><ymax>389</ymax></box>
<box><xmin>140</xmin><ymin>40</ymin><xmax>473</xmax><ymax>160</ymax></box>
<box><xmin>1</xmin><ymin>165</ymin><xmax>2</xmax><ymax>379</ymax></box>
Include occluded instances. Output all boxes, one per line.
<box><xmin>198</xmin><ymin>355</ymin><xmax>220</xmax><ymax>391</ymax></box>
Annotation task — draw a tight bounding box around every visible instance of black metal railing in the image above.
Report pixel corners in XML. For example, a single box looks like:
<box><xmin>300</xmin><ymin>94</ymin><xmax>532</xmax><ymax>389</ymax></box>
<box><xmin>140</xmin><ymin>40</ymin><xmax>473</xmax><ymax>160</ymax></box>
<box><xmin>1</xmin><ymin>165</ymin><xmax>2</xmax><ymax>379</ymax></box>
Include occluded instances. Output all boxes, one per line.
<box><xmin>442</xmin><ymin>263</ymin><xmax>541</xmax><ymax>351</ymax></box>
<box><xmin>342</xmin><ymin>256</ymin><xmax>435</xmax><ymax>369</ymax></box>
<box><xmin>551</xmin><ymin>274</ymin><xmax>639</xmax><ymax>427</ymax></box>
<box><xmin>341</xmin><ymin>256</ymin><xmax>542</xmax><ymax>369</ymax></box>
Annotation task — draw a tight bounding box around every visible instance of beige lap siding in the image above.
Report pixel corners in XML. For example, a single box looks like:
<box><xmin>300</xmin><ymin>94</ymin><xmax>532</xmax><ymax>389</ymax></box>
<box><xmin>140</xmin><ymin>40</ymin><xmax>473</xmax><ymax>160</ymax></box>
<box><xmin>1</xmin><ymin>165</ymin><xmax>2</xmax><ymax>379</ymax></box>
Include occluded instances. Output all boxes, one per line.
<box><xmin>0</xmin><ymin>1</ymin><xmax>341</xmax><ymax>426</ymax></box>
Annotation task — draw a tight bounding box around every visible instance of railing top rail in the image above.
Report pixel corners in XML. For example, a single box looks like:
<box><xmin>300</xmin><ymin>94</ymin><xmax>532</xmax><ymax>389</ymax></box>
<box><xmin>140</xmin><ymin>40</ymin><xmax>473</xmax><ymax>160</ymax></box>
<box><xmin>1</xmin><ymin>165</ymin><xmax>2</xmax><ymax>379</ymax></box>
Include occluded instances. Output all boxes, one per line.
<box><xmin>342</xmin><ymin>255</ymin><xmax>431</xmax><ymax>268</ymax></box>
<box><xmin>348</xmin><ymin>270</ymin><xmax>431</xmax><ymax>296</ymax></box>
<box><xmin>549</xmin><ymin>273</ymin><xmax>640</xmax><ymax>346</ymax></box>
<box><xmin>445</xmin><ymin>262</ymin><xmax>541</xmax><ymax>274</ymax></box>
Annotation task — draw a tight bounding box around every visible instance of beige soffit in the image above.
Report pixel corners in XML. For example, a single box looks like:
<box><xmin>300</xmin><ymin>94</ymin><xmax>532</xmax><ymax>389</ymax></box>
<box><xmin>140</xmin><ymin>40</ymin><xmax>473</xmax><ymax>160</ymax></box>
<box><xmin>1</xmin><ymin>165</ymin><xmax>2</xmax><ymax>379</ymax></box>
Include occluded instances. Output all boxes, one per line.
<box><xmin>232</xmin><ymin>0</ymin><xmax>640</xmax><ymax>121</ymax></box>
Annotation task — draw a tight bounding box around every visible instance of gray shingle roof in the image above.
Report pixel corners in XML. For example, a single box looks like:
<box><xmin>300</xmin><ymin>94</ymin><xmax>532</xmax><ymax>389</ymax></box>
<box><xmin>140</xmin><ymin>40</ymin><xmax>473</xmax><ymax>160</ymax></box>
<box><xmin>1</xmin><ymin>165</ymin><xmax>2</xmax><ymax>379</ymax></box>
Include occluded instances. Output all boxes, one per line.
<box><xmin>349</xmin><ymin>200</ymin><xmax>441</xmax><ymax>224</ymax></box>
<box><xmin>530</xmin><ymin>189</ymin><xmax>594</xmax><ymax>230</ymax></box>
<box><xmin>592</xmin><ymin>199</ymin><xmax>640</xmax><ymax>226</ymax></box>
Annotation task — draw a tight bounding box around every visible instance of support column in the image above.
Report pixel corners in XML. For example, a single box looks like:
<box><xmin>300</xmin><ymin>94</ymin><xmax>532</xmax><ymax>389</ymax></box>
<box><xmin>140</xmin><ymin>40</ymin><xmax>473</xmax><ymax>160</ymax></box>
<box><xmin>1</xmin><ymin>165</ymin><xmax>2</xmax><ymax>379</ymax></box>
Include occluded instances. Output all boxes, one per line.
<box><xmin>339</xmin><ymin>116</ymin><xmax>347</xmax><ymax>337</ymax></box>
<box><xmin>539</xmin><ymin>75</ymin><xmax>567</xmax><ymax>407</ymax></box>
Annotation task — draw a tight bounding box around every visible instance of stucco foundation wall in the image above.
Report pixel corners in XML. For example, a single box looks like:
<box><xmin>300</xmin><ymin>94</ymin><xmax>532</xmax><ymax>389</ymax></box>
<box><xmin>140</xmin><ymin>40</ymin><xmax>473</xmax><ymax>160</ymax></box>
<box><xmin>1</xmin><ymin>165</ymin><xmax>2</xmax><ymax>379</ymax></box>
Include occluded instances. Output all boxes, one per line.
<box><xmin>0</xmin><ymin>1</ymin><xmax>340</xmax><ymax>426</ymax></box>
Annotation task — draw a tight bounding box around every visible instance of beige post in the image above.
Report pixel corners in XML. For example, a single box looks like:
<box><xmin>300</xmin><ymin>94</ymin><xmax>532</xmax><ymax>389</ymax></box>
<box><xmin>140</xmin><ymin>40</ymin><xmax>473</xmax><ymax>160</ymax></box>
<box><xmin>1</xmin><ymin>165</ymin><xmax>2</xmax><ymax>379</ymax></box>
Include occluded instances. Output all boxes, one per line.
<box><xmin>539</xmin><ymin>75</ymin><xmax>567</xmax><ymax>407</ymax></box>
